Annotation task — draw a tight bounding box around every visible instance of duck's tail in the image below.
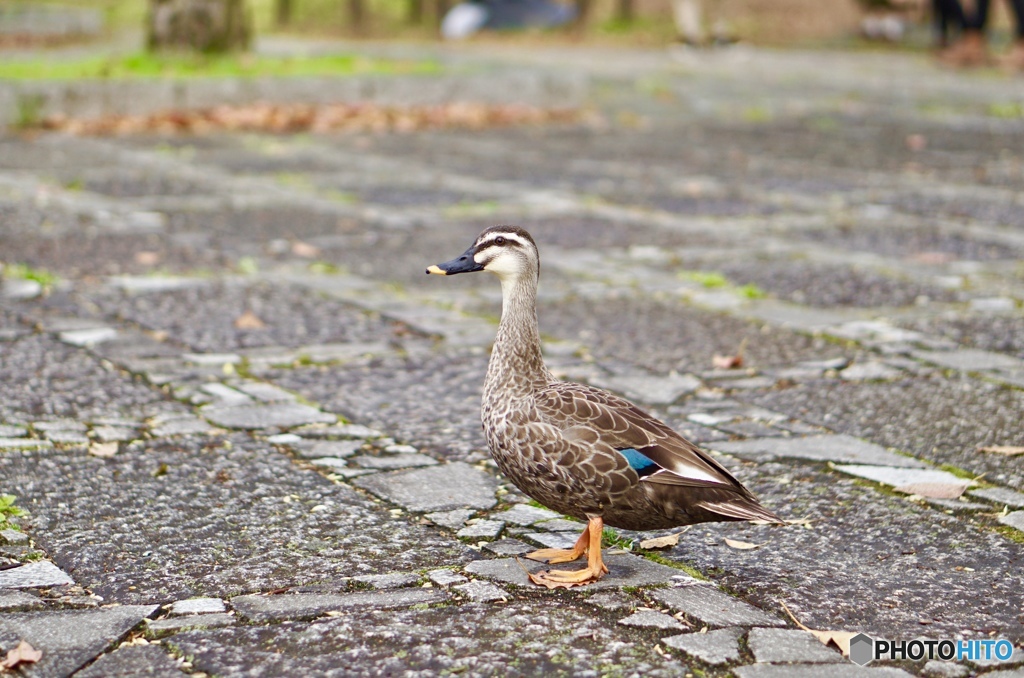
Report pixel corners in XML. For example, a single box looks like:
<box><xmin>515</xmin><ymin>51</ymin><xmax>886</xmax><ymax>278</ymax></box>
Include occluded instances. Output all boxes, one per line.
<box><xmin>697</xmin><ymin>497</ymin><xmax>785</xmax><ymax>525</ymax></box>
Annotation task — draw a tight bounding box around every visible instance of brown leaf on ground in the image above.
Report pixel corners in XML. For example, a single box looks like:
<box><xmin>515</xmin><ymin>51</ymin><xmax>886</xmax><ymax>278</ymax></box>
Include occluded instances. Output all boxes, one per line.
<box><xmin>291</xmin><ymin>241</ymin><xmax>320</xmax><ymax>258</ymax></box>
<box><xmin>527</xmin><ymin>572</ymin><xmax>588</xmax><ymax>589</ymax></box>
<box><xmin>724</xmin><ymin>538</ymin><xmax>763</xmax><ymax>550</ymax></box>
<box><xmin>38</xmin><ymin>103</ymin><xmax>579</xmax><ymax>137</ymax></box>
<box><xmin>893</xmin><ymin>482</ymin><xmax>970</xmax><ymax>499</ymax></box>
<box><xmin>88</xmin><ymin>442</ymin><xmax>118</xmax><ymax>458</ymax></box>
<box><xmin>979</xmin><ymin>445</ymin><xmax>1024</xmax><ymax>456</ymax></box>
<box><xmin>234</xmin><ymin>310</ymin><xmax>266</xmax><ymax>330</ymax></box>
<box><xmin>712</xmin><ymin>353</ymin><xmax>744</xmax><ymax>369</ymax></box>
<box><xmin>780</xmin><ymin>600</ymin><xmax>854</xmax><ymax>657</ymax></box>
<box><xmin>2</xmin><ymin>640</ymin><xmax>43</xmax><ymax>669</ymax></box>
<box><xmin>133</xmin><ymin>251</ymin><xmax>160</xmax><ymax>266</ymax></box>
<box><xmin>639</xmin><ymin>532</ymin><xmax>681</xmax><ymax>549</ymax></box>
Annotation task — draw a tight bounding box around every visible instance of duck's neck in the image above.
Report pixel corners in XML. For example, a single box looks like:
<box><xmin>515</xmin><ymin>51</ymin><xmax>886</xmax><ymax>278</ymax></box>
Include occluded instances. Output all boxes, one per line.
<box><xmin>486</xmin><ymin>273</ymin><xmax>548</xmax><ymax>397</ymax></box>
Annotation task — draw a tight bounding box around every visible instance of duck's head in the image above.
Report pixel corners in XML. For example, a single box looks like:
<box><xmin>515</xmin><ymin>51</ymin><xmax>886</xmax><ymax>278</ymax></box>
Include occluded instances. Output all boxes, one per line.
<box><xmin>427</xmin><ymin>225</ymin><xmax>539</xmax><ymax>282</ymax></box>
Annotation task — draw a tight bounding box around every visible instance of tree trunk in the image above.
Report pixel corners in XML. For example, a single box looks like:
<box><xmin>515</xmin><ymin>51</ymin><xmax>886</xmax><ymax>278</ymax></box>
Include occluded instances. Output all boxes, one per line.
<box><xmin>147</xmin><ymin>0</ymin><xmax>251</xmax><ymax>52</ymax></box>
<box><xmin>276</xmin><ymin>0</ymin><xmax>292</xmax><ymax>26</ymax></box>
<box><xmin>572</xmin><ymin>0</ymin><xmax>591</xmax><ymax>33</ymax></box>
<box><xmin>408</xmin><ymin>0</ymin><xmax>423</xmax><ymax>24</ymax></box>
<box><xmin>615</xmin><ymin>0</ymin><xmax>633</xmax><ymax>23</ymax></box>
<box><xmin>348</xmin><ymin>0</ymin><xmax>366</xmax><ymax>34</ymax></box>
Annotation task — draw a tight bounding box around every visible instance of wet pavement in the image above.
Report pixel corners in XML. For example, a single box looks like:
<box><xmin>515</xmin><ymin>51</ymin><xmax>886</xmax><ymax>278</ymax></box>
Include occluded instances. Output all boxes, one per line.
<box><xmin>1</xmin><ymin>44</ymin><xmax>1023</xmax><ymax>677</ymax></box>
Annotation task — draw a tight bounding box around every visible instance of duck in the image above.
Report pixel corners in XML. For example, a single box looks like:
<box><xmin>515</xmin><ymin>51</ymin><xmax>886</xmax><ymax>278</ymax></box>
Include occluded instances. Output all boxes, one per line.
<box><xmin>427</xmin><ymin>225</ymin><xmax>781</xmax><ymax>588</ymax></box>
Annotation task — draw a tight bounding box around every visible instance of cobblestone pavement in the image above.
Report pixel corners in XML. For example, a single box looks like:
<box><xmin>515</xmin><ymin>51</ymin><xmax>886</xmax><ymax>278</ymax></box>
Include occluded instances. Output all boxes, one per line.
<box><xmin>2</xmin><ymin>45</ymin><xmax>1024</xmax><ymax>677</ymax></box>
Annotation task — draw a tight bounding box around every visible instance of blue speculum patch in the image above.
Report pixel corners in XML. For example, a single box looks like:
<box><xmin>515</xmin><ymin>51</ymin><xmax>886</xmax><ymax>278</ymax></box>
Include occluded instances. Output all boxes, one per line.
<box><xmin>618</xmin><ymin>448</ymin><xmax>658</xmax><ymax>474</ymax></box>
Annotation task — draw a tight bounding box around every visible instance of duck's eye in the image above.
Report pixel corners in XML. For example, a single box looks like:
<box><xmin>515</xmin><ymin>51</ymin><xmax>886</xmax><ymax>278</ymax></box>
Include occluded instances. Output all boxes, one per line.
<box><xmin>495</xmin><ymin>236</ymin><xmax>506</xmax><ymax>245</ymax></box>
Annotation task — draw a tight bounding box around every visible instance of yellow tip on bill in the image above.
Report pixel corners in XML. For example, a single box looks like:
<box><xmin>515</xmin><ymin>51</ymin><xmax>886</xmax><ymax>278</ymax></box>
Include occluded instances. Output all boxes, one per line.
<box><xmin>426</xmin><ymin>265</ymin><xmax>447</xmax><ymax>275</ymax></box>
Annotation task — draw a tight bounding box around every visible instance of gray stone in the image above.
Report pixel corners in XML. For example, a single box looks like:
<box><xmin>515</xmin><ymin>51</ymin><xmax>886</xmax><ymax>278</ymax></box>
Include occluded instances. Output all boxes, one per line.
<box><xmin>0</xmin><ymin>425</ymin><xmax>27</xmax><ymax>437</ymax></box>
<box><xmin>454</xmin><ymin>580</ymin><xmax>508</xmax><ymax>602</ymax></box>
<box><xmin>0</xmin><ymin>437</ymin><xmax>53</xmax><ymax>450</ymax></box>
<box><xmin>921</xmin><ymin>660</ymin><xmax>970</xmax><ymax>678</ymax></box>
<box><xmin>267</xmin><ymin>433</ymin><xmax>302</xmax><ymax>445</ymax></box>
<box><xmin>145</xmin><ymin>613</ymin><xmax>237</xmax><ymax>638</ymax></box>
<box><xmin>651</xmin><ymin>585</ymin><xmax>785</xmax><ymax>628</ymax></box>
<box><xmin>584</xmin><ymin>591</ymin><xmax>635</xmax><ymax>611</ymax></box>
<box><xmin>89</xmin><ymin>425</ymin><xmax>137</xmax><ymax>443</ymax></box>
<box><xmin>383</xmin><ymin>444</ymin><xmax>419</xmax><ymax>454</ymax></box>
<box><xmin>233</xmin><ymin>382</ymin><xmax>297</xmax><ymax>403</ymax></box>
<box><xmin>734</xmin><ymin>665</ymin><xmax>915</xmax><ymax>678</ymax></box>
<box><xmin>969</xmin><ymin>297</ymin><xmax>1017</xmax><ymax>313</ymax></box>
<box><xmin>59</xmin><ymin>327</ymin><xmax>118</xmax><ymax>347</ymax></box>
<box><xmin>594</xmin><ymin>373</ymin><xmax>702</xmax><ymax>405</ymax></box>
<box><xmin>308</xmin><ymin>457</ymin><xmax>355</xmax><ymax>470</ymax></box>
<box><xmin>201</xmin><ymin>403</ymin><xmax>336</xmax><ymax>430</ymax></box>
<box><xmin>230</xmin><ymin>588</ymin><xmax>446</xmax><ymax>623</ymax></box>
<box><xmin>200</xmin><ymin>383</ymin><xmax>253</xmax><ymax>405</ymax></box>
<box><xmin>975</xmin><ymin>671</ymin><xmax>1024</xmax><ymax>678</ymax></box>
<box><xmin>424</xmin><ymin>508</ymin><xmax>475</xmax><ymax>530</ymax></box>
<box><xmin>0</xmin><ymin>528</ymin><xmax>29</xmax><ymax>545</ymax></box>
<box><xmin>618</xmin><ymin>610</ymin><xmax>686</xmax><ymax>631</ymax></box>
<box><xmin>149</xmin><ymin>415</ymin><xmax>214</xmax><ymax>437</ymax></box>
<box><xmin>353</xmin><ymin>572</ymin><xmax>420</xmax><ymax>589</ymax></box>
<box><xmin>183</xmin><ymin>353</ymin><xmax>243</xmax><ymax>366</ymax></box>
<box><xmin>833</xmin><ymin>465</ymin><xmax>973</xmax><ymax>489</ymax></box>
<box><xmin>351</xmin><ymin>453</ymin><xmax>439</xmax><ymax>469</ymax></box>
<box><xmin>427</xmin><ymin>569</ymin><xmax>468</xmax><ymax>587</ymax></box>
<box><xmin>168</xmin><ymin>597</ymin><xmax>226</xmax><ymax>615</ymax></box>
<box><xmin>3</xmin><ymin>278</ymin><xmax>42</xmax><ymax>300</ymax></box>
<box><xmin>490</xmin><ymin>504</ymin><xmax>562</xmax><ymax>526</ymax></box>
<box><xmin>0</xmin><ymin>605</ymin><xmax>158</xmax><ymax>677</ymax></box>
<box><xmin>73</xmin><ymin>644</ymin><xmax>183</xmax><ymax>678</ymax></box>
<box><xmin>524</xmin><ymin>532</ymin><xmax>577</xmax><ymax>549</ymax></box>
<box><xmin>352</xmin><ymin>462</ymin><xmax>498</xmax><ymax>512</ymax></box>
<box><xmin>969</xmin><ymin>487</ymin><xmax>1024</xmax><ymax>509</ymax></box>
<box><xmin>483</xmin><ymin>539</ymin><xmax>533</xmax><ymax>556</ymax></box>
<box><xmin>913</xmin><ymin>348</ymin><xmax>1023</xmax><ymax>373</ymax></box>
<box><xmin>293</xmin><ymin>424</ymin><xmax>384</xmax><ymax>439</ymax></box>
<box><xmin>663</xmin><ymin>627</ymin><xmax>745</xmax><ymax>665</ymax></box>
<box><xmin>464</xmin><ymin>552</ymin><xmax>680</xmax><ymax>590</ymax></box>
<box><xmin>840</xmin><ymin>362</ymin><xmax>902</xmax><ymax>381</ymax></box>
<box><xmin>747</xmin><ymin>627</ymin><xmax>844</xmax><ymax>663</ymax></box>
<box><xmin>0</xmin><ymin>590</ymin><xmax>43</xmax><ymax>612</ymax></box>
<box><xmin>712</xmin><ymin>435</ymin><xmax>927</xmax><ymax>467</ymax></box>
<box><xmin>0</xmin><ymin>560</ymin><xmax>75</xmax><ymax>589</ymax></box>
<box><xmin>997</xmin><ymin>512</ymin><xmax>1024</xmax><ymax>532</ymax></box>
<box><xmin>457</xmin><ymin>520</ymin><xmax>505</xmax><ymax>539</ymax></box>
<box><xmin>32</xmin><ymin>420</ymin><xmax>88</xmax><ymax>433</ymax></box>
<box><xmin>924</xmin><ymin>497</ymin><xmax>991</xmax><ymax>512</ymax></box>
<box><xmin>303</xmin><ymin>440</ymin><xmax>366</xmax><ymax>459</ymax></box>
<box><xmin>536</xmin><ymin>518</ymin><xmax>585</xmax><ymax>532</ymax></box>
<box><xmin>44</xmin><ymin>430</ymin><xmax>90</xmax><ymax>445</ymax></box>
<box><xmin>716</xmin><ymin>377</ymin><xmax>778</xmax><ymax>390</ymax></box>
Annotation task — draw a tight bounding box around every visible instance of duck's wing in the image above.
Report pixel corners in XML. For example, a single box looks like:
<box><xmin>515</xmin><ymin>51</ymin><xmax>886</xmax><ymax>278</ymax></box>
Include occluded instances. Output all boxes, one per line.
<box><xmin>534</xmin><ymin>381</ymin><xmax>747</xmax><ymax>491</ymax></box>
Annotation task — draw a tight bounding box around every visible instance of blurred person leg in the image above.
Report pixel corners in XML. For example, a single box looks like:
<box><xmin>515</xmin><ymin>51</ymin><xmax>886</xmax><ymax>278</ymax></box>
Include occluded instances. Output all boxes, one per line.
<box><xmin>1001</xmin><ymin>0</ymin><xmax>1024</xmax><ymax>70</ymax></box>
<box><xmin>940</xmin><ymin>0</ymin><xmax>994</xmax><ymax>65</ymax></box>
<box><xmin>671</xmin><ymin>0</ymin><xmax>705</xmax><ymax>45</ymax></box>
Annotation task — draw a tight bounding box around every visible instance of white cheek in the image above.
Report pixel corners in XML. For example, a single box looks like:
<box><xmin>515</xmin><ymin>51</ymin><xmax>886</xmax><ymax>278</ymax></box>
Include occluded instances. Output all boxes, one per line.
<box><xmin>481</xmin><ymin>252</ymin><xmax>519</xmax><ymax>278</ymax></box>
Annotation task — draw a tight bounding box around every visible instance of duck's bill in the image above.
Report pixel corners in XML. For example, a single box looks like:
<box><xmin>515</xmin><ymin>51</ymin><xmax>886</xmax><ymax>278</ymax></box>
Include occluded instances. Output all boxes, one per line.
<box><xmin>426</xmin><ymin>247</ymin><xmax>483</xmax><ymax>275</ymax></box>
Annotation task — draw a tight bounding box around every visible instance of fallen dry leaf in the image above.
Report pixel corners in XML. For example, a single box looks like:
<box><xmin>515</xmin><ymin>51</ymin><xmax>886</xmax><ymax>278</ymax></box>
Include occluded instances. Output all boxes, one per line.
<box><xmin>810</xmin><ymin>630</ymin><xmax>857</xmax><ymax>656</ymax></box>
<box><xmin>905</xmin><ymin>133</ymin><xmax>927</xmax><ymax>151</ymax></box>
<box><xmin>712</xmin><ymin>353</ymin><xmax>744</xmax><ymax>369</ymax></box>
<box><xmin>894</xmin><ymin>482</ymin><xmax>970</xmax><ymax>499</ymax></box>
<box><xmin>2</xmin><ymin>640</ymin><xmax>43</xmax><ymax>670</ymax></box>
<box><xmin>979</xmin><ymin>445</ymin><xmax>1024</xmax><ymax>457</ymax></box>
<box><xmin>290</xmin><ymin>241</ymin><xmax>320</xmax><ymax>258</ymax></box>
<box><xmin>88</xmin><ymin>442</ymin><xmax>118</xmax><ymax>458</ymax></box>
<box><xmin>780</xmin><ymin>600</ymin><xmax>854</xmax><ymax>657</ymax></box>
<box><xmin>234</xmin><ymin>311</ymin><xmax>266</xmax><ymax>330</ymax></box>
<box><xmin>724</xmin><ymin>538</ymin><xmax>762</xmax><ymax>550</ymax></box>
<box><xmin>527</xmin><ymin>572</ymin><xmax>588</xmax><ymax>589</ymax></box>
<box><xmin>640</xmin><ymin>533</ymin><xmax>681</xmax><ymax>549</ymax></box>
<box><xmin>133</xmin><ymin>251</ymin><xmax>160</xmax><ymax>266</ymax></box>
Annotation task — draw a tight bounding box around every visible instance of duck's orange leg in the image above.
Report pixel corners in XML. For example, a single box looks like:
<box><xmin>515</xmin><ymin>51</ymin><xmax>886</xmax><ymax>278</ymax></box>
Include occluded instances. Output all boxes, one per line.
<box><xmin>525</xmin><ymin>522</ymin><xmax>590</xmax><ymax>564</ymax></box>
<box><xmin>528</xmin><ymin>516</ymin><xmax>609</xmax><ymax>588</ymax></box>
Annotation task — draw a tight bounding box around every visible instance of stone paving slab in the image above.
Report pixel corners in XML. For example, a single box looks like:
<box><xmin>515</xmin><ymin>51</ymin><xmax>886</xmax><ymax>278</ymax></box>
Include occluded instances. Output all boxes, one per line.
<box><xmin>230</xmin><ymin>588</ymin><xmax>447</xmax><ymax>623</ymax></box>
<box><xmin>711</xmin><ymin>435</ymin><xmax>927</xmax><ymax>468</ymax></box>
<box><xmin>650</xmin><ymin>585</ymin><xmax>785</xmax><ymax>629</ymax></box>
<box><xmin>747</xmin><ymin>627</ymin><xmax>844</xmax><ymax>664</ymax></box>
<box><xmin>351</xmin><ymin>461</ymin><xmax>499</xmax><ymax>512</ymax></box>
<box><xmin>663</xmin><ymin>627</ymin><xmax>745</xmax><ymax>665</ymax></box>
<box><xmin>0</xmin><ymin>560</ymin><xmax>75</xmax><ymax>589</ymax></box>
<box><xmin>145</xmin><ymin>612</ymin><xmax>237</xmax><ymax>639</ymax></box>
<box><xmin>72</xmin><ymin>644</ymin><xmax>184</xmax><ymax>678</ymax></box>
<box><xmin>464</xmin><ymin>553</ymin><xmax>685</xmax><ymax>590</ymax></box>
<box><xmin>734</xmin><ymin>665</ymin><xmax>915</xmax><ymax>678</ymax></box>
<box><xmin>0</xmin><ymin>605</ymin><xmax>158</xmax><ymax>678</ymax></box>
